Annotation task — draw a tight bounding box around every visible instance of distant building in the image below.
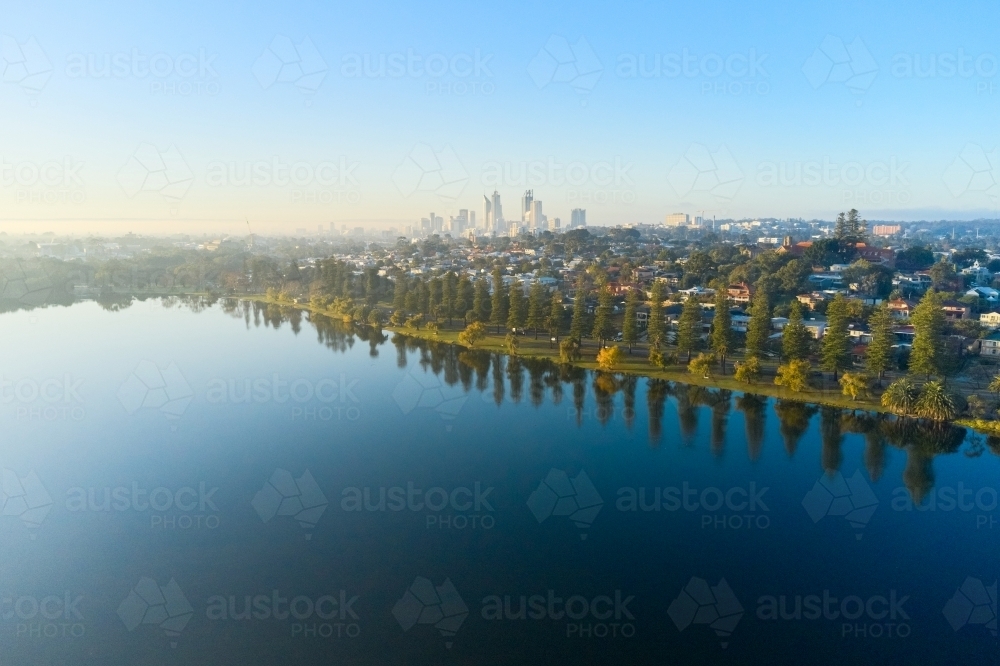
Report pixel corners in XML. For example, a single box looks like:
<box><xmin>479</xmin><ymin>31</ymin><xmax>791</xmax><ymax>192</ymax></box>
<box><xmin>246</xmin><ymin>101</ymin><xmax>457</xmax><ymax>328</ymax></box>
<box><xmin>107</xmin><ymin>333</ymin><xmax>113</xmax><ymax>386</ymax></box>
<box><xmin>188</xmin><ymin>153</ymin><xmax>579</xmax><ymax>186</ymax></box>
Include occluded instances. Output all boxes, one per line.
<box><xmin>980</xmin><ymin>311</ymin><xmax>1000</xmax><ymax>328</ymax></box>
<box><xmin>665</xmin><ymin>213</ymin><xmax>690</xmax><ymax>227</ymax></box>
<box><xmin>871</xmin><ymin>224</ymin><xmax>902</xmax><ymax>237</ymax></box>
<box><xmin>981</xmin><ymin>331</ymin><xmax>1000</xmax><ymax>356</ymax></box>
<box><xmin>570</xmin><ymin>209</ymin><xmax>586</xmax><ymax>228</ymax></box>
<box><xmin>941</xmin><ymin>300</ymin><xmax>971</xmax><ymax>321</ymax></box>
<box><xmin>727</xmin><ymin>282</ymin><xmax>753</xmax><ymax>304</ymax></box>
<box><xmin>887</xmin><ymin>298</ymin><xmax>916</xmax><ymax>319</ymax></box>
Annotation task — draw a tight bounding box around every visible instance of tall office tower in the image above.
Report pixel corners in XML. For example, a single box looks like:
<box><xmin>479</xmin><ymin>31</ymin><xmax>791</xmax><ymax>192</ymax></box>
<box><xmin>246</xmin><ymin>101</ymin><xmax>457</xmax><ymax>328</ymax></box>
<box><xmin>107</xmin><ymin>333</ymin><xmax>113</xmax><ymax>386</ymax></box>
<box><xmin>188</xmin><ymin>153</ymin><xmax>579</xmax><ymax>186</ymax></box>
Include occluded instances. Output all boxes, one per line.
<box><xmin>491</xmin><ymin>190</ymin><xmax>503</xmax><ymax>233</ymax></box>
<box><xmin>530</xmin><ymin>200</ymin><xmax>544</xmax><ymax>230</ymax></box>
<box><xmin>469</xmin><ymin>210</ymin><xmax>476</xmax><ymax>229</ymax></box>
<box><xmin>449</xmin><ymin>209</ymin><xmax>469</xmax><ymax>235</ymax></box>
<box><xmin>554</xmin><ymin>217</ymin><xmax>561</xmax><ymax>230</ymax></box>
<box><xmin>571</xmin><ymin>209</ymin><xmax>586</xmax><ymax>228</ymax></box>
<box><xmin>483</xmin><ymin>195</ymin><xmax>492</xmax><ymax>232</ymax></box>
<box><xmin>693</xmin><ymin>216</ymin><xmax>704</xmax><ymax>228</ymax></box>
<box><xmin>521</xmin><ymin>190</ymin><xmax>533</xmax><ymax>223</ymax></box>
<box><xmin>329</xmin><ymin>222</ymin><xmax>335</xmax><ymax>233</ymax></box>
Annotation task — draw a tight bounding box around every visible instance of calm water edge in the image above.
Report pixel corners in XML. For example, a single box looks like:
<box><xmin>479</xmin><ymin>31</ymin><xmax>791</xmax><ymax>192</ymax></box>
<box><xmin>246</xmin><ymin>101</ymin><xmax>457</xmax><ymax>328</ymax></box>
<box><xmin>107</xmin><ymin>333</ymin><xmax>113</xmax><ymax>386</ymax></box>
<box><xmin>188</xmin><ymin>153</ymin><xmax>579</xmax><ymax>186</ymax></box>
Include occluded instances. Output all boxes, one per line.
<box><xmin>1</xmin><ymin>297</ymin><xmax>997</xmax><ymax>665</ymax></box>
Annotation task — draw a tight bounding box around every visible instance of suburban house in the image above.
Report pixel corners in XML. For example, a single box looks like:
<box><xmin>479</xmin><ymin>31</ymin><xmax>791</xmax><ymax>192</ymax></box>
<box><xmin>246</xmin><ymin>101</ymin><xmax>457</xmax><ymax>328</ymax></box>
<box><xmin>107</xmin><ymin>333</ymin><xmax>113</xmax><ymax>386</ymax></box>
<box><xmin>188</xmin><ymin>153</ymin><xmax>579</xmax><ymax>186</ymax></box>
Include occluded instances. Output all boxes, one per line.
<box><xmin>961</xmin><ymin>261</ymin><xmax>992</xmax><ymax>286</ymax></box>
<box><xmin>941</xmin><ymin>300</ymin><xmax>972</xmax><ymax>321</ymax></box>
<box><xmin>797</xmin><ymin>292</ymin><xmax>828</xmax><ymax>310</ymax></box>
<box><xmin>968</xmin><ymin>286</ymin><xmax>1000</xmax><ymax>304</ymax></box>
<box><xmin>980</xmin><ymin>311</ymin><xmax>1000</xmax><ymax>329</ymax></box>
<box><xmin>981</xmin><ymin>331</ymin><xmax>1000</xmax><ymax>357</ymax></box>
<box><xmin>727</xmin><ymin>282</ymin><xmax>754</xmax><ymax>304</ymax></box>
<box><xmin>887</xmin><ymin>298</ymin><xmax>916</xmax><ymax>319</ymax></box>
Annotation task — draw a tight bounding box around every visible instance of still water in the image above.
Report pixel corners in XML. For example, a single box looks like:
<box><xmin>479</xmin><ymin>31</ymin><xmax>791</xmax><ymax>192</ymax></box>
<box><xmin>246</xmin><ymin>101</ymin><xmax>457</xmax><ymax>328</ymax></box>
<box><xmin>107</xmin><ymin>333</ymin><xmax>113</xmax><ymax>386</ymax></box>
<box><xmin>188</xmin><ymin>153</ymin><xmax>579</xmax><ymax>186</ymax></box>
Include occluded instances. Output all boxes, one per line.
<box><xmin>1</xmin><ymin>297</ymin><xmax>997</xmax><ymax>665</ymax></box>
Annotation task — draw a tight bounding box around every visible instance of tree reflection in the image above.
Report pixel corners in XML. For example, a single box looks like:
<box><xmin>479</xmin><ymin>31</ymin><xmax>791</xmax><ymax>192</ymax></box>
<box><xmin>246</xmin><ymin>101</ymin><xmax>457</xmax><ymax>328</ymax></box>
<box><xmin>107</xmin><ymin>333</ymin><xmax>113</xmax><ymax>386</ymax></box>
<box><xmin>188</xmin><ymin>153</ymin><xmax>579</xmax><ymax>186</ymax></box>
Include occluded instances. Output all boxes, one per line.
<box><xmin>646</xmin><ymin>379</ymin><xmax>669</xmax><ymax>446</ymax></box>
<box><xmin>674</xmin><ymin>384</ymin><xmax>698</xmax><ymax>445</ymax></box>
<box><xmin>773</xmin><ymin>400</ymin><xmax>816</xmax><ymax>457</ymax></box>
<box><xmin>621</xmin><ymin>375</ymin><xmax>638</xmax><ymax>431</ymax></box>
<box><xmin>492</xmin><ymin>354</ymin><xmax>505</xmax><ymax>406</ymax></box>
<box><xmin>162</xmin><ymin>301</ymin><xmax>990</xmax><ymax>502</ymax></box>
<box><xmin>820</xmin><ymin>407</ymin><xmax>843</xmax><ymax>474</ymax></box>
<box><xmin>736</xmin><ymin>393</ymin><xmax>767</xmax><ymax>462</ymax></box>
<box><xmin>593</xmin><ymin>372</ymin><xmax>618</xmax><ymax>427</ymax></box>
<box><xmin>706</xmin><ymin>389</ymin><xmax>731</xmax><ymax>457</ymax></box>
<box><xmin>507</xmin><ymin>357</ymin><xmax>524</xmax><ymax>404</ymax></box>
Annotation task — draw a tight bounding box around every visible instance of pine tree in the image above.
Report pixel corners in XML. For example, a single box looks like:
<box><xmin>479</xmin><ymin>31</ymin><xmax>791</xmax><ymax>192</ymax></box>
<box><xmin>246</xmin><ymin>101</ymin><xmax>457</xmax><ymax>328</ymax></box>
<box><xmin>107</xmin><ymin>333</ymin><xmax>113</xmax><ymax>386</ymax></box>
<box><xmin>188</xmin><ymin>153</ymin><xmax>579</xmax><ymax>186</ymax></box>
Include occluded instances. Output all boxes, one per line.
<box><xmin>489</xmin><ymin>267</ymin><xmax>508</xmax><ymax>333</ymax></box>
<box><xmin>507</xmin><ymin>280</ymin><xmax>525</xmax><ymax>331</ymax></box>
<box><xmin>677</xmin><ymin>295</ymin><xmax>703</xmax><ymax>362</ymax></box>
<box><xmin>456</xmin><ymin>273</ymin><xmax>473</xmax><ymax>321</ymax></box>
<box><xmin>847</xmin><ymin>208</ymin><xmax>867</xmax><ymax>243</ymax></box>
<box><xmin>647</xmin><ymin>280</ymin><xmax>665</xmax><ymax>350</ymax></box>
<box><xmin>546</xmin><ymin>291</ymin><xmax>564</xmax><ymax>343</ymax></box>
<box><xmin>782</xmin><ymin>301</ymin><xmax>811</xmax><ymax>361</ymax></box>
<box><xmin>865</xmin><ymin>302</ymin><xmax>894</xmax><ymax>384</ymax></box>
<box><xmin>591</xmin><ymin>283</ymin><xmax>614</xmax><ymax>347</ymax></box>
<box><xmin>428</xmin><ymin>277</ymin><xmax>442</xmax><ymax>317</ymax></box>
<box><xmin>711</xmin><ymin>289</ymin><xmax>733</xmax><ymax>374</ymax></box>
<box><xmin>569</xmin><ymin>272</ymin><xmax>588</xmax><ymax>341</ymax></box>
<box><xmin>910</xmin><ymin>288</ymin><xmax>945</xmax><ymax>378</ymax></box>
<box><xmin>441</xmin><ymin>272</ymin><xmax>455</xmax><ymax>325</ymax></box>
<box><xmin>392</xmin><ymin>274</ymin><xmax>407</xmax><ymax>313</ymax></box>
<box><xmin>745</xmin><ymin>290</ymin><xmax>771</xmax><ymax>359</ymax></box>
<box><xmin>473</xmin><ymin>278</ymin><xmax>490</xmax><ymax>323</ymax></box>
<box><xmin>527</xmin><ymin>281</ymin><xmax>546</xmax><ymax>339</ymax></box>
<box><xmin>834</xmin><ymin>211</ymin><xmax>849</xmax><ymax>241</ymax></box>
<box><xmin>820</xmin><ymin>293</ymin><xmax>851</xmax><ymax>380</ymax></box>
<box><xmin>623</xmin><ymin>288</ymin><xmax>639</xmax><ymax>353</ymax></box>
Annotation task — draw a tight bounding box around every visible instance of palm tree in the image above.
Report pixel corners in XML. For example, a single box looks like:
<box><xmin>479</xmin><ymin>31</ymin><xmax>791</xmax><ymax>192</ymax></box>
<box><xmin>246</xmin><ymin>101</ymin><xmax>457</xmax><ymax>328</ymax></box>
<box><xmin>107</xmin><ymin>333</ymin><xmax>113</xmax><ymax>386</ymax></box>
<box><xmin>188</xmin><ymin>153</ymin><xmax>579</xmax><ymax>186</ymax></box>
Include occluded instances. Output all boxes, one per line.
<box><xmin>914</xmin><ymin>380</ymin><xmax>956</xmax><ymax>421</ymax></box>
<box><xmin>880</xmin><ymin>378</ymin><xmax>918</xmax><ymax>416</ymax></box>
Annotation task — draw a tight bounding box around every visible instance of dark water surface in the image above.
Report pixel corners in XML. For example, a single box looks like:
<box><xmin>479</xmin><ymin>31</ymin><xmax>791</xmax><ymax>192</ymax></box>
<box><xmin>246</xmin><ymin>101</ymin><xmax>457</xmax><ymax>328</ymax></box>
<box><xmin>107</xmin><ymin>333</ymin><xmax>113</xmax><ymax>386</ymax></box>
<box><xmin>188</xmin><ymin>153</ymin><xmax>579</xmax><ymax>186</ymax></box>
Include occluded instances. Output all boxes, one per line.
<box><xmin>1</xmin><ymin>298</ymin><xmax>997</xmax><ymax>665</ymax></box>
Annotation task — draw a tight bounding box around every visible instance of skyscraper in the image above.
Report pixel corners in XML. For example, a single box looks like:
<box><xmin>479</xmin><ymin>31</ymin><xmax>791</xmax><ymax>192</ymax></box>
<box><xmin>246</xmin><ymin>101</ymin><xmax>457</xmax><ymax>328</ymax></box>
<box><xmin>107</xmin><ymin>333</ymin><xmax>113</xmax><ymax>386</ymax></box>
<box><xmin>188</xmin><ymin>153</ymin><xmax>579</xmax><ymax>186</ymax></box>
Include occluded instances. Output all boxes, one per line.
<box><xmin>571</xmin><ymin>209</ymin><xmax>586</xmax><ymax>228</ymax></box>
<box><xmin>530</xmin><ymin>200</ymin><xmax>544</xmax><ymax>230</ymax></box>
<box><xmin>491</xmin><ymin>190</ymin><xmax>503</xmax><ymax>234</ymax></box>
<box><xmin>483</xmin><ymin>195</ymin><xmax>492</xmax><ymax>232</ymax></box>
<box><xmin>521</xmin><ymin>190</ymin><xmax>533</xmax><ymax>223</ymax></box>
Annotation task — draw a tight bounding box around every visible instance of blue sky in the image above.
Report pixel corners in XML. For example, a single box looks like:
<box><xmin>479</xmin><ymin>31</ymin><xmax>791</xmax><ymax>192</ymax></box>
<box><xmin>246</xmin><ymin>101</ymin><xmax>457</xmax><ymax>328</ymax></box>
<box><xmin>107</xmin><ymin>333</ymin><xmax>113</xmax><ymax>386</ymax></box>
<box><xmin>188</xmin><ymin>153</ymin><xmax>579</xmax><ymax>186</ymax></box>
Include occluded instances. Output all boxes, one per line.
<box><xmin>3</xmin><ymin>0</ymin><xmax>1000</xmax><ymax>234</ymax></box>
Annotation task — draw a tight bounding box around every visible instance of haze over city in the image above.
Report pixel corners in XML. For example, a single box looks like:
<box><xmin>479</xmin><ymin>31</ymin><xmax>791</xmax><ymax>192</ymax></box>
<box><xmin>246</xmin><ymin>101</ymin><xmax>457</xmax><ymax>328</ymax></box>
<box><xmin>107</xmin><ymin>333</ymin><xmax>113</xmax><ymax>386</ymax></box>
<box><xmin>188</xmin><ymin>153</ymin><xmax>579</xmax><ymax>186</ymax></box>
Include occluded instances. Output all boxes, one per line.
<box><xmin>4</xmin><ymin>0</ymin><xmax>1000</xmax><ymax>235</ymax></box>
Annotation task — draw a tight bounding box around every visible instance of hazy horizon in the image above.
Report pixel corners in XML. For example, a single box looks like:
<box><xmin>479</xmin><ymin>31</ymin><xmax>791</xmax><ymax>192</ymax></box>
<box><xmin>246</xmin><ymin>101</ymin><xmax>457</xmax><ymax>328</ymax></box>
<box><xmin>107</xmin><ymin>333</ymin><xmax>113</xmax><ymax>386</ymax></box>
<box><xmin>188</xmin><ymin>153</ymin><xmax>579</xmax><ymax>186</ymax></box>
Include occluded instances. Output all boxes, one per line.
<box><xmin>4</xmin><ymin>0</ymin><xmax>1000</xmax><ymax>234</ymax></box>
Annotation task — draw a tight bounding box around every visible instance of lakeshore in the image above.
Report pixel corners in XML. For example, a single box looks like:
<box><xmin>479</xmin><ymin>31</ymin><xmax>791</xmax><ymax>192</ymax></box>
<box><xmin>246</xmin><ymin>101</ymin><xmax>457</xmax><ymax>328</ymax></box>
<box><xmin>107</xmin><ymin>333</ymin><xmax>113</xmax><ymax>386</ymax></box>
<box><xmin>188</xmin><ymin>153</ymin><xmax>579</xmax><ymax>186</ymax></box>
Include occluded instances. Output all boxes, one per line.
<box><xmin>247</xmin><ymin>294</ymin><xmax>1000</xmax><ymax>433</ymax></box>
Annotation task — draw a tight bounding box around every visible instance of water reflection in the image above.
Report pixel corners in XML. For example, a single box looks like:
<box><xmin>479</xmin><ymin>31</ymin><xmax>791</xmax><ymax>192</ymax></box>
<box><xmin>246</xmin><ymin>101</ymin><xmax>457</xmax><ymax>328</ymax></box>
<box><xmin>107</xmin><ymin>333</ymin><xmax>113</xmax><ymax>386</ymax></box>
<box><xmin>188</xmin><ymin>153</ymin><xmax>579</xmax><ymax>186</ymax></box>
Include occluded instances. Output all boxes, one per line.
<box><xmin>96</xmin><ymin>298</ymin><xmax>989</xmax><ymax>504</ymax></box>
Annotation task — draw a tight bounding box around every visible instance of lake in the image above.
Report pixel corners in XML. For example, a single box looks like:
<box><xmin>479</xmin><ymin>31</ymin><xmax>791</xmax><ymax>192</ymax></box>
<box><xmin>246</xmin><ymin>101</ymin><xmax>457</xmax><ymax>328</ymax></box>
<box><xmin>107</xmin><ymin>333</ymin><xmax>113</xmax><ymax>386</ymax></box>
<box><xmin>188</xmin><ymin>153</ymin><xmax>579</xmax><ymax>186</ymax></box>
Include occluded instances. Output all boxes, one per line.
<box><xmin>1</xmin><ymin>297</ymin><xmax>997</xmax><ymax>665</ymax></box>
